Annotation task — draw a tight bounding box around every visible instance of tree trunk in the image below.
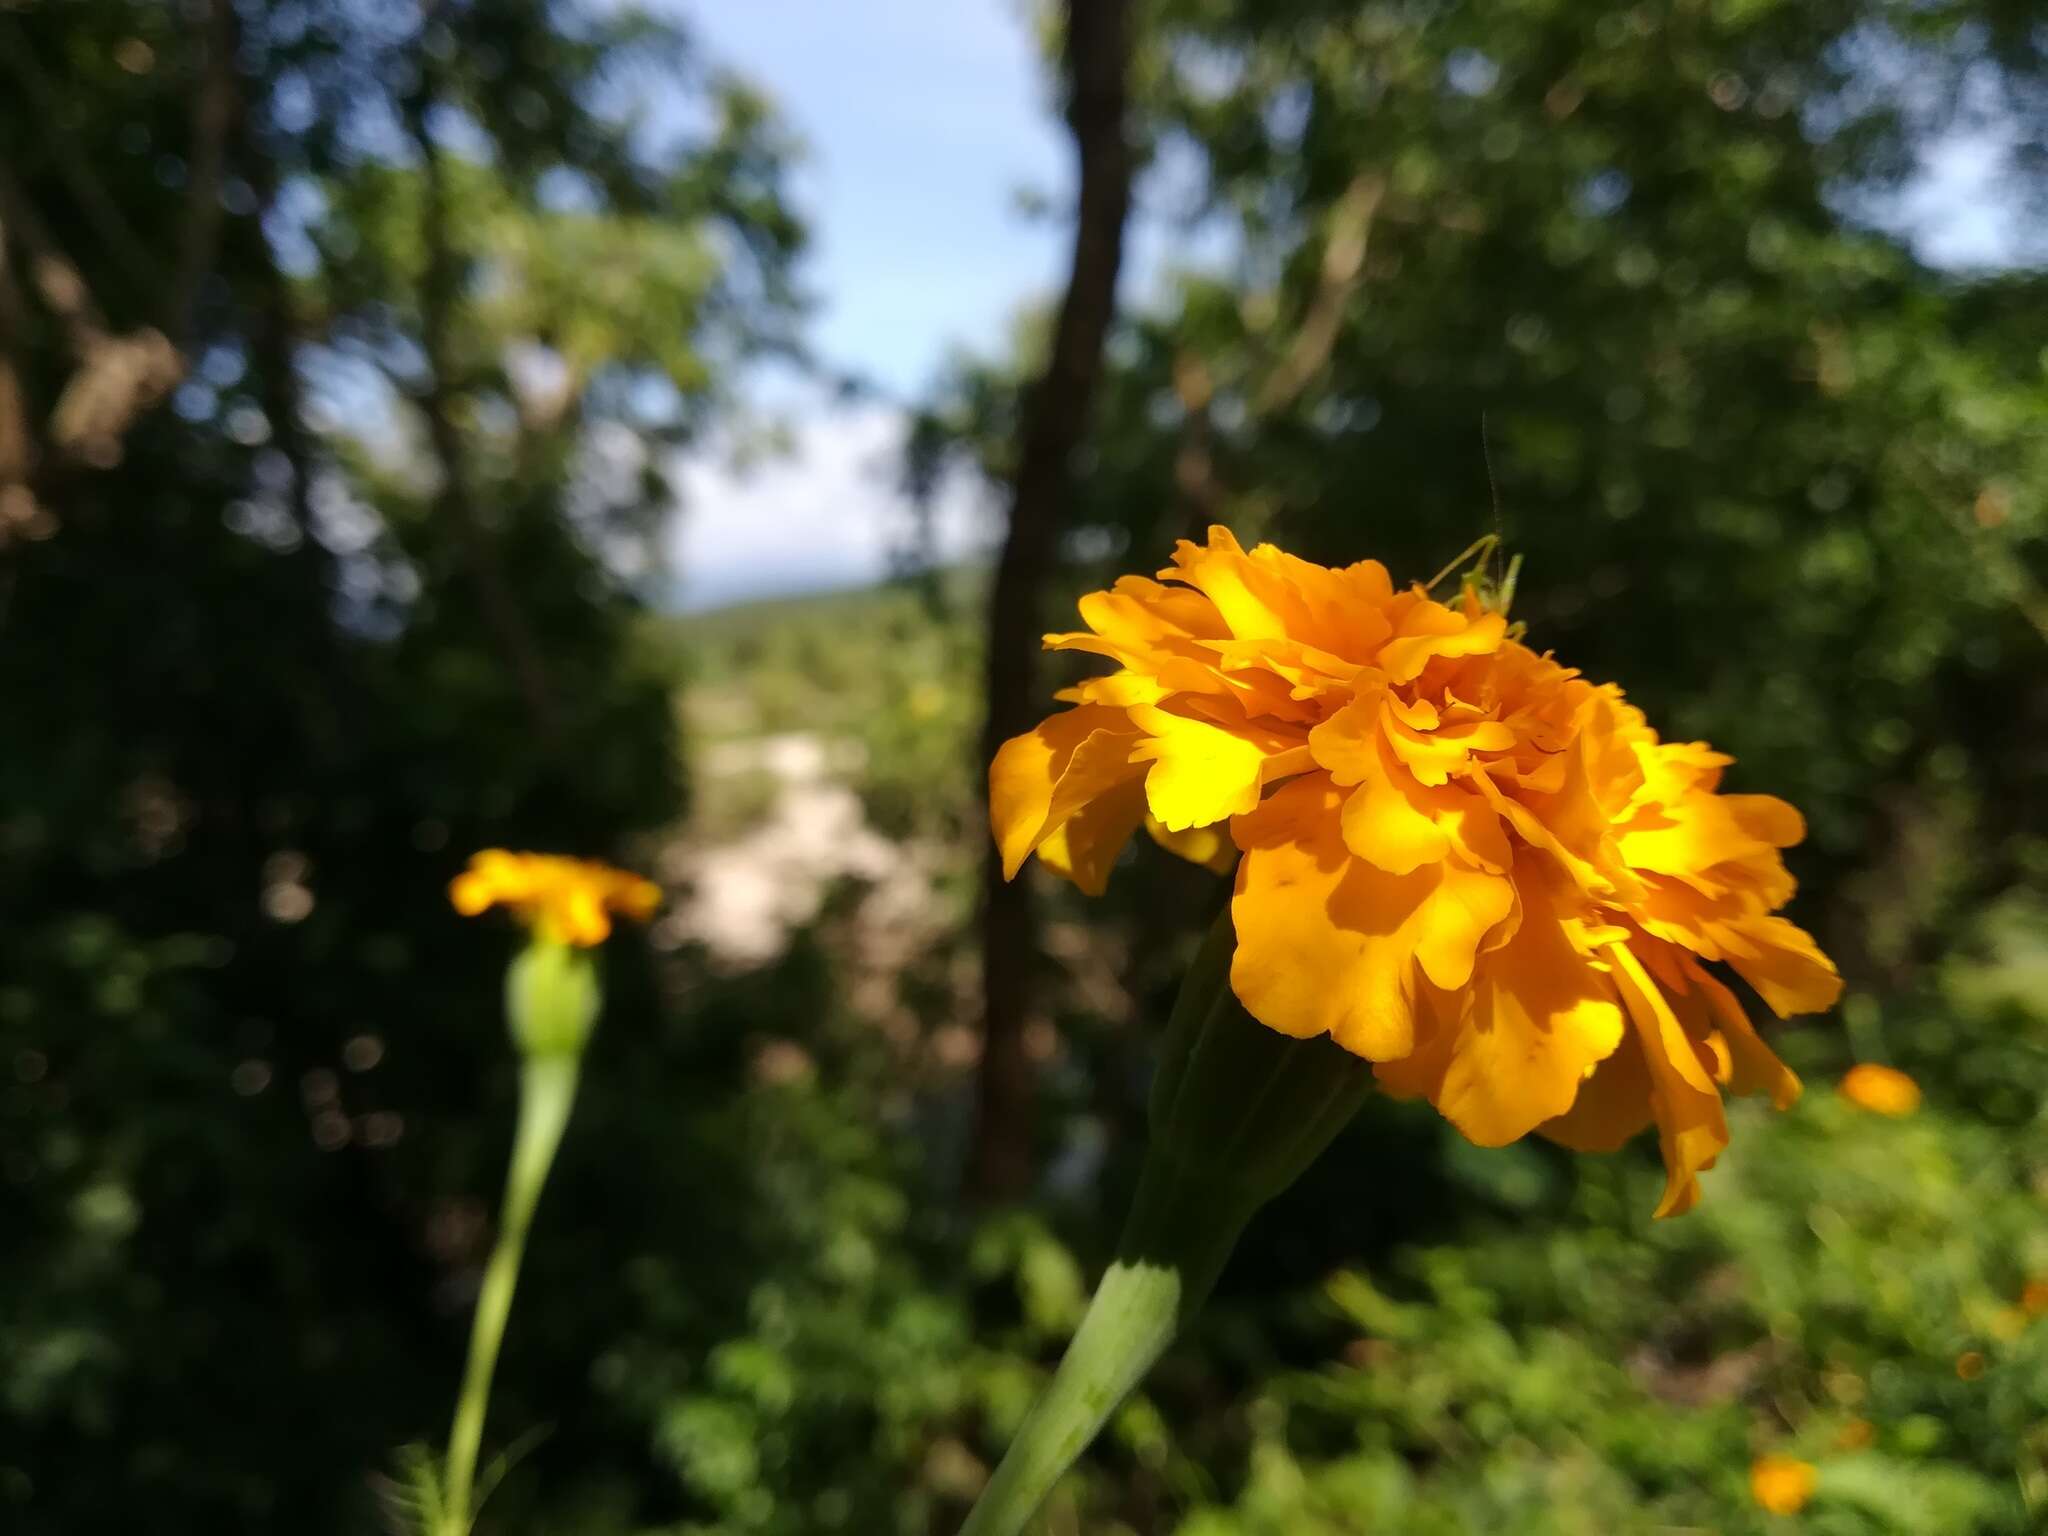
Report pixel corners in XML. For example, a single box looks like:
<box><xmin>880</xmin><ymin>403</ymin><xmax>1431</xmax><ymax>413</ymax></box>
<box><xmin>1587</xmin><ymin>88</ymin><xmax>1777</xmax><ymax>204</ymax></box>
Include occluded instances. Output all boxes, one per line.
<box><xmin>401</xmin><ymin>74</ymin><xmax>561</xmax><ymax>749</ymax></box>
<box><xmin>968</xmin><ymin>0</ymin><xmax>1135</xmax><ymax>1203</ymax></box>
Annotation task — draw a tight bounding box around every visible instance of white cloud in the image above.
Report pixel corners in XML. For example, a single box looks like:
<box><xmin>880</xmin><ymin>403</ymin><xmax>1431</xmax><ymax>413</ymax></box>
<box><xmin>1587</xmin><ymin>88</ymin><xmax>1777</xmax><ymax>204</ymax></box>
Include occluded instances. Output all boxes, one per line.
<box><xmin>666</xmin><ymin>402</ymin><xmax>1000</xmax><ymax>611</ymax></box>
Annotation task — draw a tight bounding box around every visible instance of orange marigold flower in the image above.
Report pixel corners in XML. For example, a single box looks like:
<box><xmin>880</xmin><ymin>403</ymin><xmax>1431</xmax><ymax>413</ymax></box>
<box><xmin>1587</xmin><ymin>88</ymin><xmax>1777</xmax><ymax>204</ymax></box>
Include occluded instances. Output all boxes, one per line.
<box><xmin>1838</xmin><ymin>1062</ymin><xmax>1920</xmax><ymax>1116</ymax></box>
<box><xmin>991</xmin><ymin>527</ymin><xmax>1841</xmax><ymax>1216</ymax></box>
<box><xmin>2023</xmin><ymin>1279</ymin><xmax>2048</xmax><ymax>1317</ymax></box>
<box><xmin>1750</xmin><ymin>1455</ymin><xmax>1818</xmax><ymax>1515</ymax></box>
<box><xmin>449</xmin><ymin>849</ymin><xmax>660</xmax><ymax>947</ymax></box>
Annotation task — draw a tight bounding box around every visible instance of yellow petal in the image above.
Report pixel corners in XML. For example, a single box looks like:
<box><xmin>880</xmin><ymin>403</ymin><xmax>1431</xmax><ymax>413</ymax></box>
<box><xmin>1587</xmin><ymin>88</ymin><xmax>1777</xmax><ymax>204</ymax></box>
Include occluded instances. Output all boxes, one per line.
<box><xmin>1229</xmin><ymin>777</ymin><xmax>1511</xmax><ymax>1059</ymax></box>
<box><xmin>1340</xmin><ymin>756</ymin><xmax>1449</xmax><ymax>875</ymax></box>
<box><xmin>1229</xmin><ymin>775</ymin><xmax>1428</xmax><ymax>1057</ymax></box>
<box><xmin>1381</xmin><ymin>707</ymin><xmax>1517</xmax><ymax>787</ymax></box>
<box><xmin>1143</xmin><ymin>812</ymin><xmax>1237</xmax><ymax>874</ymax></box>
<box><xmin>1722</xmin><ymin>914</ymin><xmax>1843</xmax><ymax>1017</ymax></box>
<box><xmin>1720</xmin><ymin>792</ymin><xmax>1805</xmax><ymax>848</ymax></box>
<box><xmin>1305</xmin><ymin>680</ymin><xmax>1389</xmax><ymax>785</ymax></box>
<box><xmin>988</xmin><ymin>705</ymin><xmax>1144</xmax><ymax>880</ymax></box>
<box><xmin>1377</xmin><ymin>596</ymin><xmax>1506</xmax><ymax>683</ymax></box>
<box><xmin>1037</xmin><ymin>778</ymin><xmax>1147</xmax><ymax>896</ymax></box>
<box><xmin>1690</xmin><ymin>964</ymin><xmax>1801</xmax><ymax>1109</ymax></box>
<box><xmin>449</xmin><ymin>869</ymin><xmax>498</xmax><ymax>915</ymax></box>
<box><xmin>1379</xmin><ymin>858</ymin><xmax>1627</xmax><ymax>1144</ymax></box>
<box><xmin>1539</xmin><ymin>1027</ymin><xmax>1655</xmax><ymax>1152</ymax></box>
<box><xmin>1608</xmin><ymin>941</ymin><xmax>1729</xmax><ymax>1218</ymax></box>
<box><xmin>1159</xmin><ymin>525</ymin><xmax>1313</xmax><ymax>643</ymax></box>
<box><xmin>1128</xmin><ymin>704</ymin><xmax>1269</xmax><ymax>831</ymax></box>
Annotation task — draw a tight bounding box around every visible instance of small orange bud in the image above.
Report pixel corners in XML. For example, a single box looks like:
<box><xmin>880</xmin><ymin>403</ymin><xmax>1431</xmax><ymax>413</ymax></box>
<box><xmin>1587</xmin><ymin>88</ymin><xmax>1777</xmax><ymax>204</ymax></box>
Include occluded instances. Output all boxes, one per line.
<box><xmin>1839</xmin><ymin>1063</ymin><xmax>1920</xmax><ymax>1116</ymax></box>
<box><xmin>1751</xmin><ymin>1455</ymin><xmax>1817</xmax><ymax>1515</ymax></box>
<box><xmin>2021</xmin><ymin>1279</ymin><xmax>2048</xmax><ymax>1317</ymax></box>
<box><xmin>1956</xmin><ymin>1350</ymin><xmax>1986</xmax><ymax>1381</ymax></box>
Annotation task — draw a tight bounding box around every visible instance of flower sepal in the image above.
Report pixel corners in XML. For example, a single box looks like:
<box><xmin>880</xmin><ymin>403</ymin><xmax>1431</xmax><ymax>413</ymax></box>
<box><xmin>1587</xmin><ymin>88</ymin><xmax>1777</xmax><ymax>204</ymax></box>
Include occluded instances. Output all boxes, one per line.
<box><xmin>505</xmin><ymin>939</ymin><xmax>600</xmax><ymax>1060</ymax></box>
<box><xmin>1146</xmin><ymin>906</ymin><xmax>1375</xmax><ymax>1223</ymax></box>
<box><xmin>958</xmin><ymin>909</ymin><xmax>1371</xmax><ymax>1536</ymax></box>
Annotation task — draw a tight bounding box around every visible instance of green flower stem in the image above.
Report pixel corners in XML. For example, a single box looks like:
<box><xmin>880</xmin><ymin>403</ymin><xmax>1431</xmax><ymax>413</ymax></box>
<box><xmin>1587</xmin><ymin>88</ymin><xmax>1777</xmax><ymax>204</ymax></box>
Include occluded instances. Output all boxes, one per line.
<box><xmin>440</xmin><ymin>1050</ymin><xmax>581</xmax><ymax>1535</ymax></box>
<box><xmin>959</xmin><ymin>908</ymin><xmax>1374</xmax><ymax>1536</ymax></box>
<box><xmin>958</xmin><ymin>1159</ymin><xmax>1255</xmax><ymax>1536</ymax></box>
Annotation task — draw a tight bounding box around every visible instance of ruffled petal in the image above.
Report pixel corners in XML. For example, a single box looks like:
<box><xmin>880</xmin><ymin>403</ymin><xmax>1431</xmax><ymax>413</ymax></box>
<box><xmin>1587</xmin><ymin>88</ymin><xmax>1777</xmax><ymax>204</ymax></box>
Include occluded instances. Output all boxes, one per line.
<box><xmin>1377</xmin><ymin>596</ymin><xmax>1506</xmax><ymax>683</ymax></box>
<box><xmin>1608</xmin><ymin>942</ymin><xmax>1729</xmax><ymax>1218</ymax></box>
<box><xmin>1129</xmin><ymin>704</ymin><xmax>1272</xmax><ymax>831</ymax></box>
<box><xmin>1538</xmin><ymin>1027</ymin><xmax>1655</xmax><ymax>1152</ymax></box>
<box><xmin>1228</xmin><ymin>776</ymin><xmax>1433</xmax><ymax>1058</ymax></box>
<box><xmin>1379</xmin><ymin>857</ymin><xmax>1627</xmax><ymax>1144</ymax></box>
<box><xmin>1035</xmin><ymin>778</ymin><xmax>1148</xmax><ymax>896</ymax></box>
<box><xmin>1721</xmin><ymin>913</ymin><xmax>1843</xmax><ymax>1017</ymax></box>
<box><xmin>1340</xmin><ymin>752</ymin><xmax>1450</xmax><ymax>874</ymax></box>
<box><xmin>988</xmin><ymin>705</ymin><xmax>1144</xmax><ymax>880</ymax></box>
<box><xmin>1143</xmin><ymin>812</ymin><xmax>1237</xmax><ymax>874</ymax></box>
<box><xmin>1689</xmin><ymin>963</ymin><xmax>1802</xmax><ymax>1108</ymax></box>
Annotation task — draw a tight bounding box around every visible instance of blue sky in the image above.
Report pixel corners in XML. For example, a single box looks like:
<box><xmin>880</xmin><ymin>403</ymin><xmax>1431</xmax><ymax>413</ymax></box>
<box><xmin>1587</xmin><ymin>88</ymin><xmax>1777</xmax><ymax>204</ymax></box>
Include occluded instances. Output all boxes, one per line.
<box><xmin>665</xmin><ymin>0</ymin><xmax>1064</xmax><ymax>607</ymax></box>
<box><xmin>690</xmin><ymin>0</ymin><xmax>1069</xmax><ymax>401</ymax></box>
<box><xmin>665</xmin><ymin>0</ymin><xmax>2035</xmax><ymax>610</ymax></box>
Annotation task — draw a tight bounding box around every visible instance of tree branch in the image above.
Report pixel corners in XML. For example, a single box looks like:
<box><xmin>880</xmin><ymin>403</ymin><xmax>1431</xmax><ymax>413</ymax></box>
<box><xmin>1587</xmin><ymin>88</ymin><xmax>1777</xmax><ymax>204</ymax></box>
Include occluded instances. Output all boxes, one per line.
<box><xmin>401</xmin><ymin>76</ymin><xmax>562</xmax><ymax>746</ymax></box>
<box><xmin>0</xmin><ymin>20</ymin><xmax>160</xmax><ymax>301</ymax></box>
<box><xmin>969</xmin><ymin>0</ymin><xmax>1137</xmax><ymax>1203</ymax></box>
<box><xmin>1252</xmin><ymin>172</ymin><xmax>1383</xmax><ymax>417</ymax></box>
<box><xmin>1159</xmin><ymin>171</ymin><xmax>1384</xmax><ymax>550</ymax></box>
<box><xmin>170</xmin><ymin>0</ymin><xmax>241</xmax><ymax>344</ymax></box>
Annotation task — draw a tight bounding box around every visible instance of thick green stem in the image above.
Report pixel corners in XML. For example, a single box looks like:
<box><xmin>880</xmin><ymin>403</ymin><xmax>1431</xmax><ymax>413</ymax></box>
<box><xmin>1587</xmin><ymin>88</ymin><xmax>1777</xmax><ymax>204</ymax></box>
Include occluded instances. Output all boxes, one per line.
<box><xmin>958</xmin><ymin>1161</ymin><xmax>1253</xmax><ymax>1536</ymax></box>
<box><xmin>958</xmin><ymin>907</ymin><xmax>1373</xmax><ymax>1536</ymax></box>
<box><xmin>440</xmin><ymin>1052</ymin><xmax>580</xmax><ymax>1534</ymax></box>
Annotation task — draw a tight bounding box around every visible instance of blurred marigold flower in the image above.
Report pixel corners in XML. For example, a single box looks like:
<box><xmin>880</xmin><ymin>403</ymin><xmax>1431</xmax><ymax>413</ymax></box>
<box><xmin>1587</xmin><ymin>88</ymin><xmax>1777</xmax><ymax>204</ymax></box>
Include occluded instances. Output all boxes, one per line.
<box><xmin>449</xmin><ymin>849</ymin><xmax>660</xmax><ymax>947</ymax></box>
<box><xmin>2023</xmin><ymin>1279</ymin><xmax>2048</xmax><ymax>1317</ymax></box>
<box><xmin>1838</xmin><ymin>1062</ymin><xmax>1920</xmax><ymax>1116</ymax></box>
<box><xmin>1750</xmin><ymin>1455</ymin><xmax>1817</xmax><ymax>1514</ymax></box>
<box><xmin>991</xmin><ymin>526</ymin><xmax>1840</xmax><ymax>1216</ymax></box>
<box><xmin>1955</xmin><ymin>1350</ymin><xmax>1986</xmax><ymax>1381</ymax></box>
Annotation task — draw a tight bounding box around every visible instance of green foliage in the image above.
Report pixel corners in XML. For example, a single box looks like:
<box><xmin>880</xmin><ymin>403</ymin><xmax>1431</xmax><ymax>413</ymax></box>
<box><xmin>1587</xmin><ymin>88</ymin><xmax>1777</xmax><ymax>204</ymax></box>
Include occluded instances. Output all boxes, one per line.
<box><xmin>4</xmin><ymin>0</ymin><xmax>2046</xmax><ymax>1532</ymax></box>
<box><xmin>655</xmin><ymin>574</ymin><xmax>986</xmax><ymax>843</ymax></box>
<box><xmin>0</xmin><ymin>0</ymin><xmax>800</xmax><ymax>1529</ymax></box>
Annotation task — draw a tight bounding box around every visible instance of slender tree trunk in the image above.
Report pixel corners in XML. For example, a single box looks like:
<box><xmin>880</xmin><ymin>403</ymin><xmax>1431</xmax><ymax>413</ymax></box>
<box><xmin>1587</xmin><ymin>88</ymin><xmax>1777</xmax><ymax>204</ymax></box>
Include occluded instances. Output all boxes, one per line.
<box><xmin>968</xmin><ymin>0</ymin><xmax>1135</xmax><ymax>1203</ymax></box>
<box><xmin>401</xmin><ymin>76</ymin><xmax>561</xmax><ymax>748</ymax></box>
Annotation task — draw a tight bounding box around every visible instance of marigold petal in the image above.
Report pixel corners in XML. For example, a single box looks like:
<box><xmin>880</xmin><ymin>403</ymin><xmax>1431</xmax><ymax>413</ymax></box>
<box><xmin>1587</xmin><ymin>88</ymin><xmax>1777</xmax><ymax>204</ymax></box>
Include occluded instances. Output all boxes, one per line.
<box><xmin>1129</xmin><ymin>705</ymin><xmax>1269</xmax><ymax>831</ymax></box>
<box><xmin>1229</xmin><ymin>776</ymin><xmax>1432</xmax><ymax>1059</ymax></box>
<box><xmin>1160</xmin><ymin>525</ymin><xmax>1315</xmax><ymax>643</ymax></box>
<box><xmin>1721</xmin><ymin>792</ymin><xmax>1805</xmax><ymax>849</ymax></box>
<box><xmin>1143</xmin><ymin>812</ymin><xmax>1237</xmax><ymax>874</ymax></box>
<box><xmin>1305</xmin><ymin>682</ymin><xmax>1388</xmax><ymax>786</ymax></box>
<box><xmin>1381</xmin><ymin>861</ymin><xmax>1626</xmax><ymax>1144</ymax></box>
<box><xmin>988</xmin><ymin>705</ymin><xmax>1144</xmax><ymax>879</ymax></box>
<box><xmin>1723</xmin><ymin>914</ymin><xmax>1844</xmax><ymax>1017</ymax></box>
<box><xmin>1691</xmin><ymin>965</ymin><xmax>1801</xmax><ymax>1108</ymax></box>
<box><xmin>1412</xmin><ymin>860</ymin><xmax>1516</xmax><ymax>992</ymax></box>
<box><xmin>1608</xmin><ymin>942</ymin><xmax>1729</xmax><ymax>1217</ymax></box>
<box><xmin>1037</xmin><ymin>778</ymin><xmax>1147</xmax><ymax>896</ymax></box>
<box><xmin>1340</xmin><ymin>759</ymin><xmax>1449</xmax><ymax>875</ymax></box>
<box><xmin>449</xmin><ymin>869</ymin><xmax>498</xmax><ymax>916</ymax></box>
<box><xmin>548</xmin><ymin>885</ymin><xmax>612</xmax><ymax>947</ymax></box>
<box><xmin>1377</xmin><ymin>598</ymin><xmax>1506</xmax><ymax>683</ymax></box>
<box><xmin>1539</xmin><ymin>1027</ymin><xmax>1656</xmax><ymax>1152</ymax></box>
